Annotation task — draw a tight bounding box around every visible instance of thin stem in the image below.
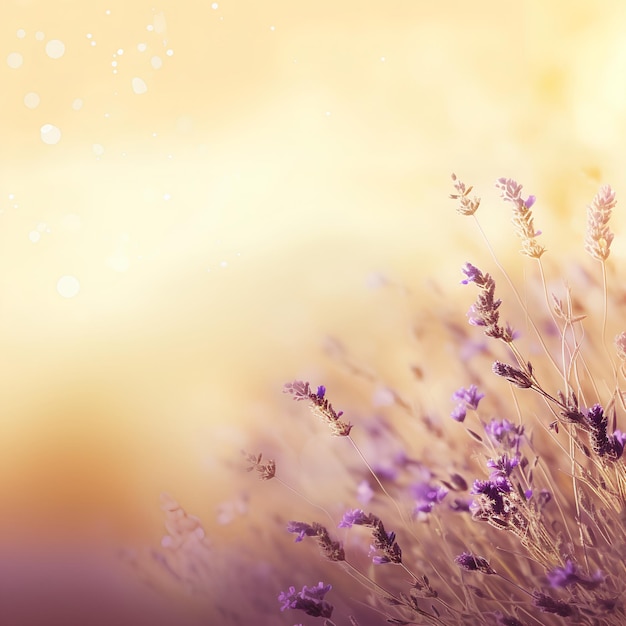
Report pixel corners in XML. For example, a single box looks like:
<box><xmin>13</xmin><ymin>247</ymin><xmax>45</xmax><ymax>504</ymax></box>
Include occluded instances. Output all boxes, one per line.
<box><xmin>537</xmin><ymin>259</ymin><xmax>569</xmax><ymax>395</ymax></box>
<box><xmin>347</xmin><ymin>435</ymin><xmax>418</xmax><ymax>543</ymax></box>
<box><xmin>471</xmin><ymin>215</ymin><xmax>562</xmax><ymax>376</ymax></box>
<box><xmin>342</xmin><ymin>561</ymin><xmax>451</xmax><ymax>626</ymax></box>
<box><xmin>601</xmin><ymin>260</ymin><xmax>619</xmax><ymax>389</ymax></box>
<box><xmin>495</xmin><ymin>572</ymin><xmax>533</xmax><ymax>597</ymax></box>
<box><xmin>274</xmin><ymin>476</ymin><xmax>336</xmax><ymax>527</ymax></box>
<box><xmin>568</xmin><ymin>428</ymin><xmax>589</xmax><ymax>569</ymax></box>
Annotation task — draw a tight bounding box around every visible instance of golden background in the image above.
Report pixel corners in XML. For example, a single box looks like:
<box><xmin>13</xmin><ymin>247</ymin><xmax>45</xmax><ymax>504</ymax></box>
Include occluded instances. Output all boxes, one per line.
<box><xmin>2</xmin><ymin>0</ymin><xmax>625</xmax><ymax>623</ymax></box>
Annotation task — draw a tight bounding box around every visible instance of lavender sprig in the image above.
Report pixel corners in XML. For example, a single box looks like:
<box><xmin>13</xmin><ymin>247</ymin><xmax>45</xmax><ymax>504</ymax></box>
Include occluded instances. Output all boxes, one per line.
<box><xmin>585</xmin><ymin>184</ymin><xmax>616</xmax><ymax>262</ymax></box>
<box><xmin>461</xmin><ymin>263</ymin><xmax>515</xmax><ymax>342</ymax></box>
<box><xmin>278</xmin><ymin>581</ymin><xmax>334</xmax><ymax>618</ymax></box>
<box><xmin>284</xmin><ymin>380</ymin><xmax>353</xmax><ymax>436</ymax></box>
<box><xmin>496</xmin><ymin>177</ymin><xmax>544</xmax><ymax>258</ymax></box>
<box><xmin>287</xmin><ymin>521</ymin><xmax>346</xmax><ymax>562</ymax></box>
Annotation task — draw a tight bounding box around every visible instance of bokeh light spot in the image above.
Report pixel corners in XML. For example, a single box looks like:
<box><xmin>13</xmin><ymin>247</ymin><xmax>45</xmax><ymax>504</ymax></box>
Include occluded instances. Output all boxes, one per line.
<box><xmin>56</xmin><ymin>275</ymin><xmax>80</xmax><ymax>298</ymax></box>
<box><xmin>40</xmin><ymin>124</ymin><xmax>61</xmax><ymax>145</ymax></box>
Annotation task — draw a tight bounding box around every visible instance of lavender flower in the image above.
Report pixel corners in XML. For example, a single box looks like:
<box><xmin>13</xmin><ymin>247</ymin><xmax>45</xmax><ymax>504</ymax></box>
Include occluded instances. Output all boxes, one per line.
<box><xmin>452</xmin><ymin>384</ymin><xmax>485</xmax><ymax>410</ymax></box>
<box><xmin>486</xmin><ymin>454</ymin><xmax>519</xmax><ymax>479</ymax></box>
<box><xmin>454</xmin><ymin>552</ymin><xmax>496</xmax><ymax>575</ymax></box>
<box><xmin>492</xmin><ymin>361</ymin><xmax>533</xmax><ymax>388</ymax></box>
<box><xmin>584</xmin><ymin>404</ymin><xmax>626</xmax><ymax>460</ymax></box>
<box><xmin>496</xmin><ymin>177</ymin><xmax>545</xmax><ymax>258</ymax></box>
<box><xmin>278</xmin><ymin>581</ymin><xmax>334</xmax><ymax>618</ymax></box>
<box><xmin>609</xmin><ymin>430</ymin><xmax>626</xmax><ymax>459</ymax></box>
<box><xmin>411</xmin><ymin>481</ymin><xmax>448</xmax><ymax>514</ymax></box>
<box><xmin>450</xmin><ymin>173</ymin><xmax>481</xmax><ymax>216</ymax></box>
<box><xmin>338</xmin><ymin>509</ymin><xmax>373</xmax><ymax>528</ymax></box>
<box><xmin>586</xmin><ymin>403</ymin><xmax>610</xmax><ymax>456</ymax></box>
<box><xmin>471</xmin><ymin>477</ymin><xmax>512</xmax><ymax>516</ymax></box>
<box><xmin>532</xmin><ymin>592</ymin><xmax>575</xmax><ymax>617</ymax></box>
<box><xmin>339</xmin><ymin>509</ymin><xmax>401</xmax><ymax>565</ymax></box>
<box><xmin>451</xmin><ymin>384</ymin><xmax>484</xmax><ymax>421</ymax></box>
<box><xmin>462</xmin><ymin>264</ymin><xmax>515</xmax><ymax>342</ymax></box>
<box><xmin>288</xmin><ymin>521</ymin><xmax>345</xmax><ymax>561</ymax></box>
<box><xmin>368</xmin><ymin>520</ymin><xmax>402</xmax><ymax>565</ymax></box>
<box><xmin>287</xmin><ymin>521</ymin><xmax>318</xmax><ymax>543</ymax></box>
<box><xmin>231</xmin><ymin>175</ymin><xmax>626</xmax><ymax>626</ymax></box>
<box><xmin>450</xmin><ymin>404</ymin><xmax>468</xmax><ymax>422</ymax></box>
<box><xmin>284</xmin><ymin>380</ymin><xmax>353</xmax><ymax>436</ymax></box>
<box><xmin>461</xmin><ymin>262</ymin><xmax>484</xmax><ymax>285</ymax></box>
<box><xmin>547</xmin><ymin>559</ymin><xmax>604</xmax><ymax>590</ymax></box>
<box><xmin>484</xmin><ymin>418</ymin><xmax>524</xmax><ymax>451</ymax></box>
<box><xmin>242</xmin><ymin>451</ymin><xmax>276</xmax><ymax>480</ymax></box>
<box><xmin>585</xmin><ymin>184</ymin><xmax>616</xmax><ymax>261</ymax></box>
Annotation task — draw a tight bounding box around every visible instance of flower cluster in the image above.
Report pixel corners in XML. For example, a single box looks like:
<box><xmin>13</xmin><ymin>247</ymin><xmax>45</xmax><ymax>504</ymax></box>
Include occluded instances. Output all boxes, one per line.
<box><xmin>264</xmin><ymin>176</ymin><xmax>625</xmax><ymax>624</ymax></box>
<box><xmin>484</xmin><ymin>418</ymin><xmax>524</xmax><ymax>452</ymax></box>
<box><xmin>585</xmin><ymin>184</ymin><xmax>616</xmax><ymax>261</ymax></box>
<box><xmin>338</xmin><ymin>509</ymin><xmax>402</xmax><ymax>564</ymax></box>
<box><xmin>147</xmin><ymin>174</ymin><xmax>626</xmax><ymax>626</ymax></box>
<box><xmin>278</xmin><ymin>581</ymin><xmax>334</xmax><ymax>619</ymax></box>
<box><xmin>450</xmin><ymin>384</ymin><xmax>484</xmax><ymax>422</ymax></box>
<box><xmin>495</xmin><ymin>177</ymin><xmax>544</xmax><ymax>258</ymax></box>
<box><xmin>450</xmin><ymin>172</ymin><xmax>481</xmax><ymax>215</ymax></box>
<box><xmin>283</xmin><ymin>380</ymin><xmax>353</xmax><ymax>436</ymax></box>
<box><xmin>461</xmin><ymin>263</ymin><xmax>515</xmax><ymax>342</ymax></box>
<box><xmin>286</xmin><ymin>521</ymin><xmax>346</xmax><ymax>562</ymax></box>
<box><xmin>454</xmin><ymin>552</ymin><xmax>496</xmax><ymax>575</ymax></box>
<box><xmin>585</xmin><ymin>403</ymin><xmax>626</xmax><ymax>459</ymax></box>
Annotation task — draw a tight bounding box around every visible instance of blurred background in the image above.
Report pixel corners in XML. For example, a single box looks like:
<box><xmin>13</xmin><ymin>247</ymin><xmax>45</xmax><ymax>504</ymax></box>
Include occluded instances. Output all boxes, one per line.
<box><xmin>1</xmin><ymin>0</ymin><xmax>626</xmax><ymax>623</ymax></box>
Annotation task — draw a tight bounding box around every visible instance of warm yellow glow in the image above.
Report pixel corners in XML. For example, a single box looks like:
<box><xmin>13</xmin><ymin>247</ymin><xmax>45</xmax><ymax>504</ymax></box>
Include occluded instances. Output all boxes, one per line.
<box><xmin>2</xmin><ymin>1</ymin><xmax>625</xmax><ymax>623</ymax></box>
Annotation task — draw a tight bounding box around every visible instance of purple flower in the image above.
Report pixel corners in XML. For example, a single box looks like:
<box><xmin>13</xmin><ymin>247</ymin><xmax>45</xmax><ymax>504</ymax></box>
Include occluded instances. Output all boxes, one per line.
<box><xmin>284</xmin><ymin>380</ymin><xmax>351</xmax><ymax>436</ymax></box>
<box><xmin>371</xmin><ymin>554</ymin><xmax>392</xmax><ymax>565</ymax></box>
<box><xmin>496</xmin><ymin>178</ymin><xmax>536</xmax><ymax>213</ymax></box>
<box><xmin>547</xmin><ymin>559</ymin><xmax>603</xmax><ymax>590</ymax></box>
<box><xmin>609</xmin><ymin>430</ymin><xmax>626</xmax><ymax>458</ymax></box>
<box><xmin>287</xmin><ymin>521</ymin><xmax>317</xmax><ymax>542</ymax></box>
<box><xmin>532</xmin><ymin>592</ymin><xmax>574</xmax><ymax>617</ymax></box>
<box><xmin>348</xmin><ymin>514</ymin><xmax>402</xmax><ymax>565</ymax></box>
<box><xmin>338</xmin><ymin>508</ymin><xmax>372</xmax><ymax>528</ymax></box>
<box><xmin>587</xmin><ymin>404</ymin><xmax>626</xmax><ymax>459</ymax></box>
<box><xmin>454</xmin><ymin>552</ymin><xmax>496</xmax><ymax>574</ymax></box>
<box><xmin>586</xmin><ymin>403</ymin><xmax>609</xmax><ymax>453</ymax></box>
<box><xmin>484</xmin><ymin>418</ymin><xmax>524</xmax><ymax>451</ymax></box>
<box><xmin>450</xmin><ymin>404</ymin><xmax>467</xmax><ymax>422</ymax></box>
<box><xmin>452</xmin><ymin>384</ymin><xmax>485</xmax><ymax>410</ymax></box>
<box><xmin>451</xmin><ymin>384</ymin><xmax>485</xmax><ymax>421</ymax></box>
<box><xmin>486</xmin><ymin>454</ymin><xmax>519</xmax><ymax>479</ymax></box>
<box><xmin>461</xmin><ymin>262</ymin><xmax>484</xmax><ymax>285</ymax></box>
<box><xmin>283</xmin><ymin>380</ymin><xmax>312</xmax><ymax>401</ymax></box>
<box><xmin>411</xmin><ymin>481</ymin><xmax>448</xmax><ymax>514</ymax></box>
<box><xmin>278</xmin><ymin>581</ymin><xmax>333</xmax><ymax>618</ymax></box>
<box><xmin>471</xmin><ymin>477</ymin><xmax>511</xmax><ymax>516</ymax></box>
<box><xmin>368</xmin><ymin>527</ymin><xmax>401</xmax><ymax>565</ymax></box>
<box><xmin>467</xmin><ymin>304</ymin><xmax>488</xmax><ymax>326</ymax></box>
<box><xmin>492</xmin><ymin>361</ymin><xmax>533</xmax><ymax>388</ymax></box>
